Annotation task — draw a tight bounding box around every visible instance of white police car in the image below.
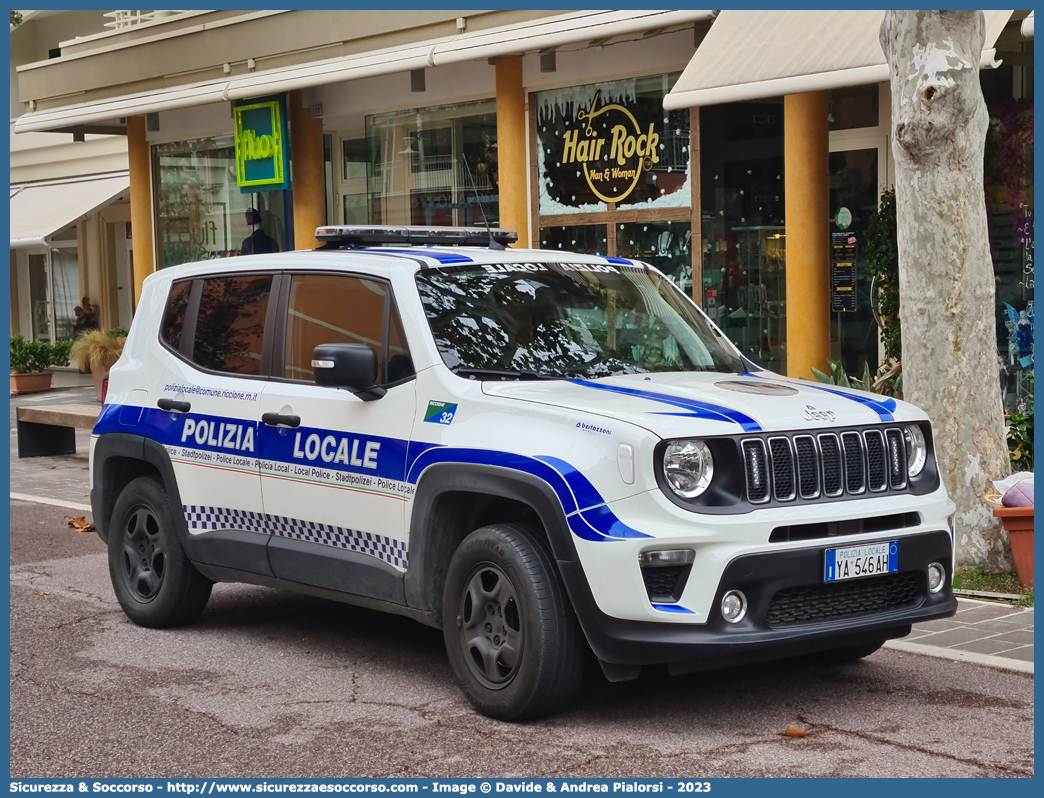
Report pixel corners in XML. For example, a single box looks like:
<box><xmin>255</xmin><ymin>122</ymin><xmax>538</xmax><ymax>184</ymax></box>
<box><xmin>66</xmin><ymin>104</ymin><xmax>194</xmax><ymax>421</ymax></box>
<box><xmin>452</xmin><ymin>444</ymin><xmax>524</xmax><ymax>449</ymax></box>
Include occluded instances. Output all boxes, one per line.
<box><xmin>91</xmin><ymin>225</ymin><xmax>957</xmax><ymax>720</ymax></box>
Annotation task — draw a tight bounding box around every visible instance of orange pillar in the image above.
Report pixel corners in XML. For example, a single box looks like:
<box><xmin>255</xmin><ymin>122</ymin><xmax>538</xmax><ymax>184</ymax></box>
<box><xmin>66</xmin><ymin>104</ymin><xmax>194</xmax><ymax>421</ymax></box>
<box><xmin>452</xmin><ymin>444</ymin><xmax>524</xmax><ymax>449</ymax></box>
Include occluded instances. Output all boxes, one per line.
<box><xmin>128</xmin><ymin>115</ymin><xmax>155</xmax><ymax>305</ymax></box>
<box><xmin>495</xmin><ymin>55</ymin><xmax>529</xmax><ymax>247</ymax></box>
<box><xmin>784</xmin><ymin>91</ymin><xmax>830</xmax><ymax>379</ymax></box>
<box><xmin>290</xmin><ymin>90</ymin><xmax>326</xmax><ymax>249</ymax></box>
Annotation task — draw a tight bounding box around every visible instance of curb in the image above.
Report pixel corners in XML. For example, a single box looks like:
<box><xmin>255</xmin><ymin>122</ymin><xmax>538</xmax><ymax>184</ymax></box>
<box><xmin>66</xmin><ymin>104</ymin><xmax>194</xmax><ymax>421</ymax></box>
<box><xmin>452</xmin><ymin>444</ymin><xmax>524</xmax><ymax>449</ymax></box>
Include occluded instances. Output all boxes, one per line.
<box><xmin>883</xmin><ymin>639</ymin><xmax>1034</xmax><ymax>675</ymax></box>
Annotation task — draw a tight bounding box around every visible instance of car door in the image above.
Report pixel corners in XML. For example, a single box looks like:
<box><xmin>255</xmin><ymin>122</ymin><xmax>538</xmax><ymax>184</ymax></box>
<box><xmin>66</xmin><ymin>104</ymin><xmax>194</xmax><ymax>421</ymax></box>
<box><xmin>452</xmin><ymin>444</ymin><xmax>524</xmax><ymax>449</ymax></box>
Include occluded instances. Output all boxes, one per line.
<box><xmin>155</xmin><ymin>272</ymin><xmax>273</xmax><ymax>575</ymax></box>
<box><xmin>258</xmin><ymin>270</ymin><xmax>417</xmax><ymax>601</ymax></box>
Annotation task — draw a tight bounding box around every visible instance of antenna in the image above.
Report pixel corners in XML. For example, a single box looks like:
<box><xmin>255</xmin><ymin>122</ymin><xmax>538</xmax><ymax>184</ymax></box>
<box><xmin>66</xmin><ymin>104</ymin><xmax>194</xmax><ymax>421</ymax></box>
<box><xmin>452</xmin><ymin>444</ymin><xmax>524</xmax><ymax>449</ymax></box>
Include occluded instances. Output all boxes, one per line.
<box><xmin>461</xmin><ymin>154</ymin><xmax>506</xmax><ymax>250</ymax></box>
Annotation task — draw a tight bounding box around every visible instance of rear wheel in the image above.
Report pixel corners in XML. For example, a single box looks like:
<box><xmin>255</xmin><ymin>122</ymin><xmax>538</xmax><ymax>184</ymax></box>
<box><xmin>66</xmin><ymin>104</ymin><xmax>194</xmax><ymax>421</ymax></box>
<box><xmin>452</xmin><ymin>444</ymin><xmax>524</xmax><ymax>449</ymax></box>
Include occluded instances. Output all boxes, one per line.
<box><xmin>443</xmin><ymin>523</ymin><xmax>586</xmax><ymax>720</ymax></box>
<box><xmin>107</xmin><ymin>475</ymin><xmax>212</xmax><ymax>628</ymax></box>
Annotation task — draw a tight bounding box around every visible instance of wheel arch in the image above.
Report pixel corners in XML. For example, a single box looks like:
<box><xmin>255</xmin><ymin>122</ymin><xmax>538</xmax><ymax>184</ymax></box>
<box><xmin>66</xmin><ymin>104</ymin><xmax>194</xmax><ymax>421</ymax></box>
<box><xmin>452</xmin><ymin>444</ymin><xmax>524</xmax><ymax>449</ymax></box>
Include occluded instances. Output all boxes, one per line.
<box><xmin>405</xmin><ymin>463</ymin><xmax>582</xmax><ymax>627</ymax></box>
<box><xmin>92</xmin><ymin>433</ymin><xmax>190</xmax><ymax>550</ymax></box>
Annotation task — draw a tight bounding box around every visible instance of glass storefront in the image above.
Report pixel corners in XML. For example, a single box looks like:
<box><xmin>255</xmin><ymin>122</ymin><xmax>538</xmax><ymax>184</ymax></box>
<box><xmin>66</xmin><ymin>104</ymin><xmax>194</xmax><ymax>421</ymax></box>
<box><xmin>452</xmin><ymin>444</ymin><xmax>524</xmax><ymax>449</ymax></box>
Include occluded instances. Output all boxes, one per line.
<box><xmin>153</xmin><ymin>135</ymin><xmax>290</xmax><ymax>269</ymax></box>
<box><xmin>982</xmin><ymin>33</ymin><xmax>1034</xmax><ymax>412</ymax></box>
<box><xmin>616</xmin><ymin>221</ymin><xmax>693</xmax><ymax>288</ymax></box>
<box><xmin>536</xmin><ymin>73</ymin><xmax>689</xmax><ymax>215</ymax></box>
<box><xmin>25</xmin><ymin>227</ymin><xmax>78</xmax><ymax>344</ymax></box>
<box><xmin>49</xmin><ymin>238</ymin><xmax>79</xmax><ymax>340</ymax></box>
<box><xmin>533</xmin><ymin>73</ymin><xmax>693</xmax><ymax>290</ymax></box>
<box><xmin>699</xmin><ymin>100</ymin><xmax>786</xmax><ymax>371</ymax></box>
<box><xmin>829</xmin><ymin>148</ymin><xmax>880</xmax><ymax>376</ymax></box>
<box><xmin>365</xmin><ymin>99</ymin><xmax>499</xmax><ymax>228</ymax></box>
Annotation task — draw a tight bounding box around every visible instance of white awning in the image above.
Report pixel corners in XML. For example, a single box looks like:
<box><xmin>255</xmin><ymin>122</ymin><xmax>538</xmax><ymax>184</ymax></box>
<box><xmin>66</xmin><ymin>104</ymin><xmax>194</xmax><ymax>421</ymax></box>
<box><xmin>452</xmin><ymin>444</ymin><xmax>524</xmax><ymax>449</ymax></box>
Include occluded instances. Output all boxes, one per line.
<box><xmin>15</xmin><ymin>10</ymin><xmax>714</xmax><ymax>134</ymax></box>
<box><xmin>664</xmin><ymin>9</ymin><xmax>1014</xmax><ymax>110</ymax></box>
<box><xmin>1023</xmin><ymin>11</ymin><xmax>1034</xmax><ymax>39</ymax></box>
<box><xmin>10</xmin><ymin>172</ymin><xmax>129</xmax><ymax>248</ymax></box>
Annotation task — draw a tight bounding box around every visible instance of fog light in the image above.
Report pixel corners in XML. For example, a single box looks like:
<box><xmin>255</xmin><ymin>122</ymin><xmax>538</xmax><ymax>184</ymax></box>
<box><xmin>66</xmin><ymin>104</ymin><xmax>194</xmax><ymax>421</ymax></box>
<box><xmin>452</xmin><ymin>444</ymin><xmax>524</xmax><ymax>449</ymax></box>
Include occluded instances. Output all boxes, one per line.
<box><xmin>639</xmin><ymin>549</ymin><xmax>695</xmax><ymax>567</ymax></box>
<box><xmin>928</xmin><ymin>562</ymin><xmax>946</xmax><ymax>593</ymax></box>
<box><xmin>721</xmin><ymin>590</ymin><xmax>747</xmax><ymax>623</ymax></box>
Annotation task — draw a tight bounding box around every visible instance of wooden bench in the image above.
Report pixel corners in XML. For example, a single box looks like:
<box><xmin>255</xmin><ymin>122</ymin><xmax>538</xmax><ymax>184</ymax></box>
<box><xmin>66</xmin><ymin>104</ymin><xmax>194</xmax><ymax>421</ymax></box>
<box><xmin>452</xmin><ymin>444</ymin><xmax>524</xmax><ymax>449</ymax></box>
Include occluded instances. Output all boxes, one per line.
<box><xmin>17</xmin><ymin>403</ymin><xmax>100</xmax><ymax>458</ymax></box>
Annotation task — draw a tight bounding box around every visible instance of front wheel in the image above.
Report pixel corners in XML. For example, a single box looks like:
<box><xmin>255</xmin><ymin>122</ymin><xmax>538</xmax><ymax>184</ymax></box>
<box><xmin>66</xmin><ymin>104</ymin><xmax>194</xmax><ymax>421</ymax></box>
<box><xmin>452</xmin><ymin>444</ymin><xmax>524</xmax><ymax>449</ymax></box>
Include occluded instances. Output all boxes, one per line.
<box><xmin>107</xmin><ymin>475</ymin><xmax>212</xmax><ymax>628</ymax></box>
<box><xmin>442</xmin><ymin>523</ymin><xmax>586</xmax><ymax>720</ymax></box>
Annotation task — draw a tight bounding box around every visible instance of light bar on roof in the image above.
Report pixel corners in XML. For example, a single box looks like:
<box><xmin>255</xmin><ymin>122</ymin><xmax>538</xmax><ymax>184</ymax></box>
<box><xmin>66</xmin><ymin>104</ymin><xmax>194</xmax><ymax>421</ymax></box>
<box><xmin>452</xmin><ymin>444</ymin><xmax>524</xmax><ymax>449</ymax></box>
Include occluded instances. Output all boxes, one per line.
<box><xmin>315</xmin><ymin>225</ymin><xmax>518</xmax><ymax>247</ymax></box>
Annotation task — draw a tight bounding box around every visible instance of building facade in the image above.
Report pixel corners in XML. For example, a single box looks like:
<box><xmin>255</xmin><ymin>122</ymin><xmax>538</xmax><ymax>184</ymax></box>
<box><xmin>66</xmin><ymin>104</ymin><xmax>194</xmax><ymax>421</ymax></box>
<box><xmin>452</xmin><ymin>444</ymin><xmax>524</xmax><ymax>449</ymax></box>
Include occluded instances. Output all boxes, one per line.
<box><xmin>9</xmin><ymin>10</ymin><xmax>132</xmax><ymax>342</ymax></box>
<box><xmin>11</xmin><ymin>9</ymin><xmax>1034</xmax><ymax>407</ymax></box>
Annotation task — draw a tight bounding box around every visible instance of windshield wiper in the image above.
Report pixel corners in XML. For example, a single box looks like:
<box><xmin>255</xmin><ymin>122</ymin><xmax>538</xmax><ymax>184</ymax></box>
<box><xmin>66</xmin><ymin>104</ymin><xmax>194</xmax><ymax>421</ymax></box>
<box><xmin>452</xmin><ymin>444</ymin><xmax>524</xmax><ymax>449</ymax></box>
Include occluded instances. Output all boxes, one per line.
<box><xmin>449</xmin><ymin>366</ymin><xmax>560</xmax><ymax>381</ymax></box>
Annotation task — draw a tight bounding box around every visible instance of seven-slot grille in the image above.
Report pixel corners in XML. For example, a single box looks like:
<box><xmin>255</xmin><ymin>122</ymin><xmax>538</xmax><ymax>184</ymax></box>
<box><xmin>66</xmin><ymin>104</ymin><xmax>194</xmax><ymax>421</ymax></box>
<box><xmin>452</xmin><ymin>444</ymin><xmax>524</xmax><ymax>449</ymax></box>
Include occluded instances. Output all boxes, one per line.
<box><xmin>743</xmin><ymin>427</ymin><xmax>909</xmax><ymax>504</ymax></box>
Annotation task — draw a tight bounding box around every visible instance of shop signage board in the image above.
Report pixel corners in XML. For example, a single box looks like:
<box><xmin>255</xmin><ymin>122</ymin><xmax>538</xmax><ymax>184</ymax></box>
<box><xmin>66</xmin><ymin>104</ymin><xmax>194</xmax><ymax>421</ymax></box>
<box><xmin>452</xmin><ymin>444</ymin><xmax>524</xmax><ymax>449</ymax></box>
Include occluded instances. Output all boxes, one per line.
<box><xmin>535</xmin><ymin>74</ymin><xmax>689</xmax><ymax>215</ymax></box>
<box><xmin>233</xmin><ymin>94</ymin><xmax>290</xmax><ymax>192</ymax></box>
<box><xmin>831</xmin><ymin>231</ymin><xmax>857</xmax><ymax>312</ymax></box>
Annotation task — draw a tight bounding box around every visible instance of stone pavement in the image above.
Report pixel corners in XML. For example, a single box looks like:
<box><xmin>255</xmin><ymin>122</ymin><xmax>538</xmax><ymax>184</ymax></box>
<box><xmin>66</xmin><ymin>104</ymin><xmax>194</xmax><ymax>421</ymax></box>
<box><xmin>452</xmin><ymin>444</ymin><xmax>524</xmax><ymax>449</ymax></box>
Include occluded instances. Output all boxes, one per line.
<box><xmin>8</xmin><ymin>384</ymin><xmax>1034</xmax><ymax>675</ymax></box>
<box><xmin>885</xmin><ymin>597</ymin><xmax>1034</xmax><ymax>673</ymax></box>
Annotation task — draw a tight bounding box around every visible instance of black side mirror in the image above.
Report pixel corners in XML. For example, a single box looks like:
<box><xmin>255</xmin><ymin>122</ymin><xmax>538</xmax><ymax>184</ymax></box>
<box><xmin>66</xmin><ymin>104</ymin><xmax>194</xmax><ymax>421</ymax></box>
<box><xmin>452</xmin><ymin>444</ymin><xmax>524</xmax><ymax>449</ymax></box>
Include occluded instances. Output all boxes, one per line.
<box><xmin>311</xmin><ymin>344</ymin><xmax>386</xmax><ymax>401</ymax></box>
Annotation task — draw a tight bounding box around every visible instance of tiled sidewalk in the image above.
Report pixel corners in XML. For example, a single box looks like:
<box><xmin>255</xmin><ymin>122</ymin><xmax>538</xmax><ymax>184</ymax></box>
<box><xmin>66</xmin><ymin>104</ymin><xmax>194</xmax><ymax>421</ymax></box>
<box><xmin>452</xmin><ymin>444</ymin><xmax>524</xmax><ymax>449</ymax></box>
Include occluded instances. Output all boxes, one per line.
<box><xmin>905</xmin><ymin>598</ymin><xmax>1034</xmax><ymax>663</ymax></box>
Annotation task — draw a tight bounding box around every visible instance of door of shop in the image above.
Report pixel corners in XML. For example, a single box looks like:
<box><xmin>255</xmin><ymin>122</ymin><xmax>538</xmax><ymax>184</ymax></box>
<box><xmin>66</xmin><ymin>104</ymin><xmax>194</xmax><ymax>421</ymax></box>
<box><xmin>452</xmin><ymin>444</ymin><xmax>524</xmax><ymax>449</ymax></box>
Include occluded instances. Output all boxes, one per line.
<box><xmin>828</xmin><ymin>135</ymin><xmax>888</xmax><ymax>377</ymax></box>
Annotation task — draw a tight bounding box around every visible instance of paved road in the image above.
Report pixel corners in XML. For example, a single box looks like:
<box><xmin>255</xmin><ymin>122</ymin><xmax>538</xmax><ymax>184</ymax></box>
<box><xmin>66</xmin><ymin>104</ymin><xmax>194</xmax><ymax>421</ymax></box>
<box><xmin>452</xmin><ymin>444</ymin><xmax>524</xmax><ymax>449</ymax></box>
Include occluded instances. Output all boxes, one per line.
<box><xmin>10</xmin><ymin>500</ymin><xmax>1034</xmax><ymax>779</ymax></box>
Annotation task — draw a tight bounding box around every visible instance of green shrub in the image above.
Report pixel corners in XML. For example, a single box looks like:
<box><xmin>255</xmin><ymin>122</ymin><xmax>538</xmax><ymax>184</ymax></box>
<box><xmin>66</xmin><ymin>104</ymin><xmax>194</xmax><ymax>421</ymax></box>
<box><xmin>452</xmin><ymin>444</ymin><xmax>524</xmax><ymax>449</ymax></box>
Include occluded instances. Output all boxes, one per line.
<box><xmin>10</xmin><ymin>335</ymin><xmax>65</xmax><ymax>374</ymax></box>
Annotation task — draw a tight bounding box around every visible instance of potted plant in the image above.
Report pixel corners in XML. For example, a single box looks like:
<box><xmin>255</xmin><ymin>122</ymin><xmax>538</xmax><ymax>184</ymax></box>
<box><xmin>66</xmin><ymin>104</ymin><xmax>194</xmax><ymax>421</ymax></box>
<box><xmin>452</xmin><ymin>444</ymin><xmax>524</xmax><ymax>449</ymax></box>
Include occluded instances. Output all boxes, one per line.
<box><xmin>10</xmin><ymin>335</ymin><xmax>70</xmax><ymax>394</ymax></box>
<box><xmin>993</xmin><ymin>504</ymin><xmax>1033</xmax><ymax>588</ymax></box>
<box><xmin>71</xmin><ymin>328</ymin><xmax>127</xmax><ymax>402</ymax></box>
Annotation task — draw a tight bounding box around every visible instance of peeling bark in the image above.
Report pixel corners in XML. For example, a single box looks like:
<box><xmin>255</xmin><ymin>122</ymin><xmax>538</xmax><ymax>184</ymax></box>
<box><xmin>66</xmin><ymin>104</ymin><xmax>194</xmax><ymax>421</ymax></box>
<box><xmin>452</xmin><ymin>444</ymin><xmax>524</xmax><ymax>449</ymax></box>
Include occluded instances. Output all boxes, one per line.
<box><xmin>880</xmin><ymin>11</ymin><xmax>1011</xmax><ymax>569</ymax></box>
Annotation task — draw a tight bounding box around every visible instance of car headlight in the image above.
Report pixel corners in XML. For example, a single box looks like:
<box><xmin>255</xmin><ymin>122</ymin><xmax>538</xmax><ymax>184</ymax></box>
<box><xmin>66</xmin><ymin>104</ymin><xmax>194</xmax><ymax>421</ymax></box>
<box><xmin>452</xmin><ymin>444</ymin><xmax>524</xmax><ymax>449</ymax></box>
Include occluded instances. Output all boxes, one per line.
<box><xmin>903</xmin><ymin>424</ymin><xmax>927</xmax><ymax>477</ymax></box>
<box><xmin>663</xmin><ymin>439</ymin><xmax>714</xmax><ymax>498</ymax></box>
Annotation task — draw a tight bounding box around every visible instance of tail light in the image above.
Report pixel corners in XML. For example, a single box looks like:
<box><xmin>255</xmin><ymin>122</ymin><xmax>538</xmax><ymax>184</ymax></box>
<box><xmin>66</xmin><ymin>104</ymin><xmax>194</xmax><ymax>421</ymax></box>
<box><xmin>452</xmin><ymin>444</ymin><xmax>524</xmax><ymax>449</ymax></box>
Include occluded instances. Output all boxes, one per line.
<box><xmin>102</xmin><ymin>372</ymin><xmax>110</xmax><ymax>403</ymax></box>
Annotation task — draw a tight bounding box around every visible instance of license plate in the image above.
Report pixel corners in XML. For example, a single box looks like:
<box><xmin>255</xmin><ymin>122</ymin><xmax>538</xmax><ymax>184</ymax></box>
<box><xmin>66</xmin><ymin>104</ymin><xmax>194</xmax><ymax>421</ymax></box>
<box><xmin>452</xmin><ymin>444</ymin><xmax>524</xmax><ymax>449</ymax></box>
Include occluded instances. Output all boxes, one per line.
<box><xmin>824</xmin><ymin>541</ymin><xmax>899</xmax><ymax>583</ymax></box>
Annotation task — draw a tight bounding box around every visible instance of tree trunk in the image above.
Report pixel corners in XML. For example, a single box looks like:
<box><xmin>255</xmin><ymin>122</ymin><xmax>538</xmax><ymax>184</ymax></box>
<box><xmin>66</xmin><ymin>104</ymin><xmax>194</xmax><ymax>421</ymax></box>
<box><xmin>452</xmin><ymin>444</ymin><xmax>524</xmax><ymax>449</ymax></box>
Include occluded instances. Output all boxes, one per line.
<box><xmin>880</xmin><ymin>11</ymin><xmax>1011</xmax><ymax>570</ymax></box>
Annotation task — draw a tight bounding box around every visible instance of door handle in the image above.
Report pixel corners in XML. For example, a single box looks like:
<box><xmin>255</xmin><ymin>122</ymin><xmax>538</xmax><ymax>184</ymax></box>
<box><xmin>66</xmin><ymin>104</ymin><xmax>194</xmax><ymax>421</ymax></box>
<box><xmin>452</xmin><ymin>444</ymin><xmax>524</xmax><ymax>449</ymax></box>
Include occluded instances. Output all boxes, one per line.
<box><xmin>157</xmin><ymin>398</ymin><xmax>191</xmax><ymax>413</ymax></box>
<box><xmin>262</xmin><ymin>412</ymin><xmax>301</xmax><ymax>428</ymax></box>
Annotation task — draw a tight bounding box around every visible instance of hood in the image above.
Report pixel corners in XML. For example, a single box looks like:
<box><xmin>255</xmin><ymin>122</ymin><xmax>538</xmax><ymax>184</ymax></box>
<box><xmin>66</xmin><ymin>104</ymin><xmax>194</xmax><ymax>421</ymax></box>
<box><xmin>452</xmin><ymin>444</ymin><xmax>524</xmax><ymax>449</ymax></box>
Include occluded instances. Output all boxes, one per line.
<box><xmin>480</xmin><ymin>371</ymin><xmax>924</xmax><ymax>439</ymax></box>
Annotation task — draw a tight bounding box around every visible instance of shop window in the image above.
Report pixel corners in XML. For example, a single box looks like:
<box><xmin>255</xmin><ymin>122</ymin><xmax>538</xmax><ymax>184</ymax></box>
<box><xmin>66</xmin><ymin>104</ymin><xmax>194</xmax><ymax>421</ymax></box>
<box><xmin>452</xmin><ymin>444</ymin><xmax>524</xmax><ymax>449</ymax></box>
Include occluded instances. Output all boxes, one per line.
<box><xmin>192</xmin><ymin>275</ymin><xmax>272</xmax><ymax>375</ymax></box>
<box><xmin>829</xmin><ymin>85</ymin><xmax>880</xmax><ymax>131</ymax></box>
<box><xmin>366</xmin><ymin>99</ymin><xmax>498</xmax><ymax>228</ymax></box>
<box><xmin>828</xmin><ymin>148</ymin><xmax>880</xmax><ymax>376</ymax></box>
<box><xmin>700</xmin><ymin>101</ymin><xmax>786</xmax><ymax>370</ymax></box>
<box><xmin>982</xmin><ymin>46</ymin><xmax>1034</xmax><ymax>412</ymax></box>
<box><xmin>538</xmin><ymin>225</ymin><xmax>607</xmax><ymax>256</ymax></box>
<box><xmin>27</xmin><ymin>254</ymin><xmax>50</xmax><ymax>343</ymax></box>
<box><xmin>283</xmin><ymin>274</ymin><xmax>412</xmax><ymax>386</ymax></box>
<box><xmin>153</xmin><ymin>136</ymin><xmax>289</xmax><ymax>268</ymax></box>
<box><xmin>49</xmin><ymin>235</ymin><xmax>78</xmax><ymax>342</ymax></box>
<box><xmin>616</xmin><ymin>221</ymin><xmax>693</xmax><ymax>293</ymax></box>
<box><xmin>535</xmin><ymin>74</ymin><xmax>688</xmax><ymax>215</ymax></box>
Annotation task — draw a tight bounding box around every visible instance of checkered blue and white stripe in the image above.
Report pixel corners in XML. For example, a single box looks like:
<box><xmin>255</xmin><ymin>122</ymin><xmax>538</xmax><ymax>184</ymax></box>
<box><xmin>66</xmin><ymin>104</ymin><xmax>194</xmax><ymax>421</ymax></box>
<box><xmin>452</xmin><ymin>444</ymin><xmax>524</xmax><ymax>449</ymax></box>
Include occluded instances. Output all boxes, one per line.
<box><xmin>182</xmin><ymin>505</ymin><xmax>408</xmax><ymax>570</ymax></box>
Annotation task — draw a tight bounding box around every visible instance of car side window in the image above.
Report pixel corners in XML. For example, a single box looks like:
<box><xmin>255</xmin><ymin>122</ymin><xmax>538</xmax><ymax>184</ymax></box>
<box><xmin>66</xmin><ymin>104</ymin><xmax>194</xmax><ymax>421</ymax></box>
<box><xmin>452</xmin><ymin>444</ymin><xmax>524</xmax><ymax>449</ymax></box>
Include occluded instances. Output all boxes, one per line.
<box><xmin>283</xmin><ymin>273</ymin><xmax>413</xmax><ymax>386</ymax></box>
<box><xmin>160</xmin><ymin>280</ymin><xmax>192</xmax><ymax>352</ymax></box>
<box><xmin>192</xmin><ymin>274</ymin><xmax>272</xmax><ymax>375</ymax></box>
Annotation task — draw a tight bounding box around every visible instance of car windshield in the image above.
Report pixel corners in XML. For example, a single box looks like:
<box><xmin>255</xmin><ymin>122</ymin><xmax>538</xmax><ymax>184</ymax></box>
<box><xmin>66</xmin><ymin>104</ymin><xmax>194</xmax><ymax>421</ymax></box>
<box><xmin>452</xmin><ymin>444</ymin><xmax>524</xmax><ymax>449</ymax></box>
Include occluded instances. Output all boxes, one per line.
<box><xmin>415</xmin><ymin>261</ymin><xmax>744</xmax><ymax>379</ymax></box>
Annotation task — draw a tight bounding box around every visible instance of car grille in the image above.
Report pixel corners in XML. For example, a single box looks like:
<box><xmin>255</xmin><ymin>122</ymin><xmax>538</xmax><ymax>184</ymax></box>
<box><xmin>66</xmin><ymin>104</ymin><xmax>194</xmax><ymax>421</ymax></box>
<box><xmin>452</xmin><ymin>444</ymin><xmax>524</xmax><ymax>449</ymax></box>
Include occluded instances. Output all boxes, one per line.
<box><xmin>742</xmin><ymin>427</ymin><xmax>909</xmax><ymax>504</ymax></box>
<box><xmin>765</xmin><ymin>571</ymin><xmax>924</xmax><ymax>627</ymax></box>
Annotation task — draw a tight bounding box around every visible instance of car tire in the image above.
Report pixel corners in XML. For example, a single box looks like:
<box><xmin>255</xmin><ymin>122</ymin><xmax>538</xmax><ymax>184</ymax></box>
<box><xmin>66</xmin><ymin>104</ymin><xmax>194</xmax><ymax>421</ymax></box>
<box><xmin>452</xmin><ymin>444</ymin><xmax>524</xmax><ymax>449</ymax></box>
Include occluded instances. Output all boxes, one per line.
<box><xmin>107</xmin><ymin>475</ymin><xmax>212</xmax><ymax>628</ymax></box>
<box><xmin>442</xmin><ymin>523</ymin><xmax>586</xmax><ymax>720</ymax></box>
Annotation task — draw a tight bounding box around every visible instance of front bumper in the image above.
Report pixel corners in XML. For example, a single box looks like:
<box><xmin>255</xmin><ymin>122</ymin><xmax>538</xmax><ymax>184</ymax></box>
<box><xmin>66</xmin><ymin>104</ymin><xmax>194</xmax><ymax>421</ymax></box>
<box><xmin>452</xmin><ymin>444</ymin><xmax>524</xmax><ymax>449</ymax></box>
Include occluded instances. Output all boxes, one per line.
<box><xmin>561</xmin><ymin>529</ymin><xmax>956</xmax><ymax>669</ymax></box>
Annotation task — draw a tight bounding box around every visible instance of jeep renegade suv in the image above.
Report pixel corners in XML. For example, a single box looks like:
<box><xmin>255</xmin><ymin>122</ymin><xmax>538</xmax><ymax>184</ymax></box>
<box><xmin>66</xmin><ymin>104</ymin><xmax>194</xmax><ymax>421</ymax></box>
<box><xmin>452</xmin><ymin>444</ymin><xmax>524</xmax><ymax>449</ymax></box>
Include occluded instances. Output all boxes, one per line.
<box><xmin>91</xmin><ymin>225</ymin><xmax>957</xmax><ymax>720</ymax></box>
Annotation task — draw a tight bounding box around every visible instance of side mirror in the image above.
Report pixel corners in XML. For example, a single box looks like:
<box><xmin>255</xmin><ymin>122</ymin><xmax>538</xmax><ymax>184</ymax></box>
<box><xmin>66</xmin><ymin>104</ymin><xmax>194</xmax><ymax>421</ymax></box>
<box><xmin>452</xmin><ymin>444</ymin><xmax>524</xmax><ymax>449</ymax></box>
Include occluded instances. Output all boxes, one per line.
<box><xmin>311</xmin><ymin>344</ymin><xmax>386</xmax><ymax>401</ymax></box>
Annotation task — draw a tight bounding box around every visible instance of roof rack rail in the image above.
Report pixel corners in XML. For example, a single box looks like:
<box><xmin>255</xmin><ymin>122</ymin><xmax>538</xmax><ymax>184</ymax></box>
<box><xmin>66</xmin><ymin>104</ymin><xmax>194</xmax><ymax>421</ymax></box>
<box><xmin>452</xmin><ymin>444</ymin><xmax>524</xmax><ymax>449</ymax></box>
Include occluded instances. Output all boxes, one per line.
<box><xmin>315</xmin><ymin>225</ymin><xmax>518</xmax><ymax>248</ymax></box>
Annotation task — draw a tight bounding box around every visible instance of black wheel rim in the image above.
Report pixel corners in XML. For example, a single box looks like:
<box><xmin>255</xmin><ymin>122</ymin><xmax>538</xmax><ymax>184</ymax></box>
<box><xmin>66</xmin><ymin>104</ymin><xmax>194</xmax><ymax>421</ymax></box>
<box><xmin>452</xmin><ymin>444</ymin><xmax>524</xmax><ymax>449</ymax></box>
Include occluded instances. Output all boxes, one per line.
<box><xmin>120</xmin><ymin>505</ymin><xmax>165</xmax><ymax>602</ymax></box>
<box><xmin>458</xmin><ymin>563</ymin><xmax>524</xmax><ymax>690</ymax></box>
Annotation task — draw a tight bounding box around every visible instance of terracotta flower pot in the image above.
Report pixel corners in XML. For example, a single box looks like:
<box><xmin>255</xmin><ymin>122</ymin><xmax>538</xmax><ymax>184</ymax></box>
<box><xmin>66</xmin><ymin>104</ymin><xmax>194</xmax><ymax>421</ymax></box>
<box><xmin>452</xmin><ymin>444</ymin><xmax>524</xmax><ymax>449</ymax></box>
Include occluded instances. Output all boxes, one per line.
<box><xmin>993</xmin><ymin>506</ymin><xmax>1034</xmax><ymax>588</ymax></box>
<box><xmin>10</xmin><ymin>371</ymin><xmax>54</xmax><ymax>395</ymax></box>
<box><xmin>90</xmin><ymin>352</ymin><xmax>120</xmax><ymax>403</ymax></box>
